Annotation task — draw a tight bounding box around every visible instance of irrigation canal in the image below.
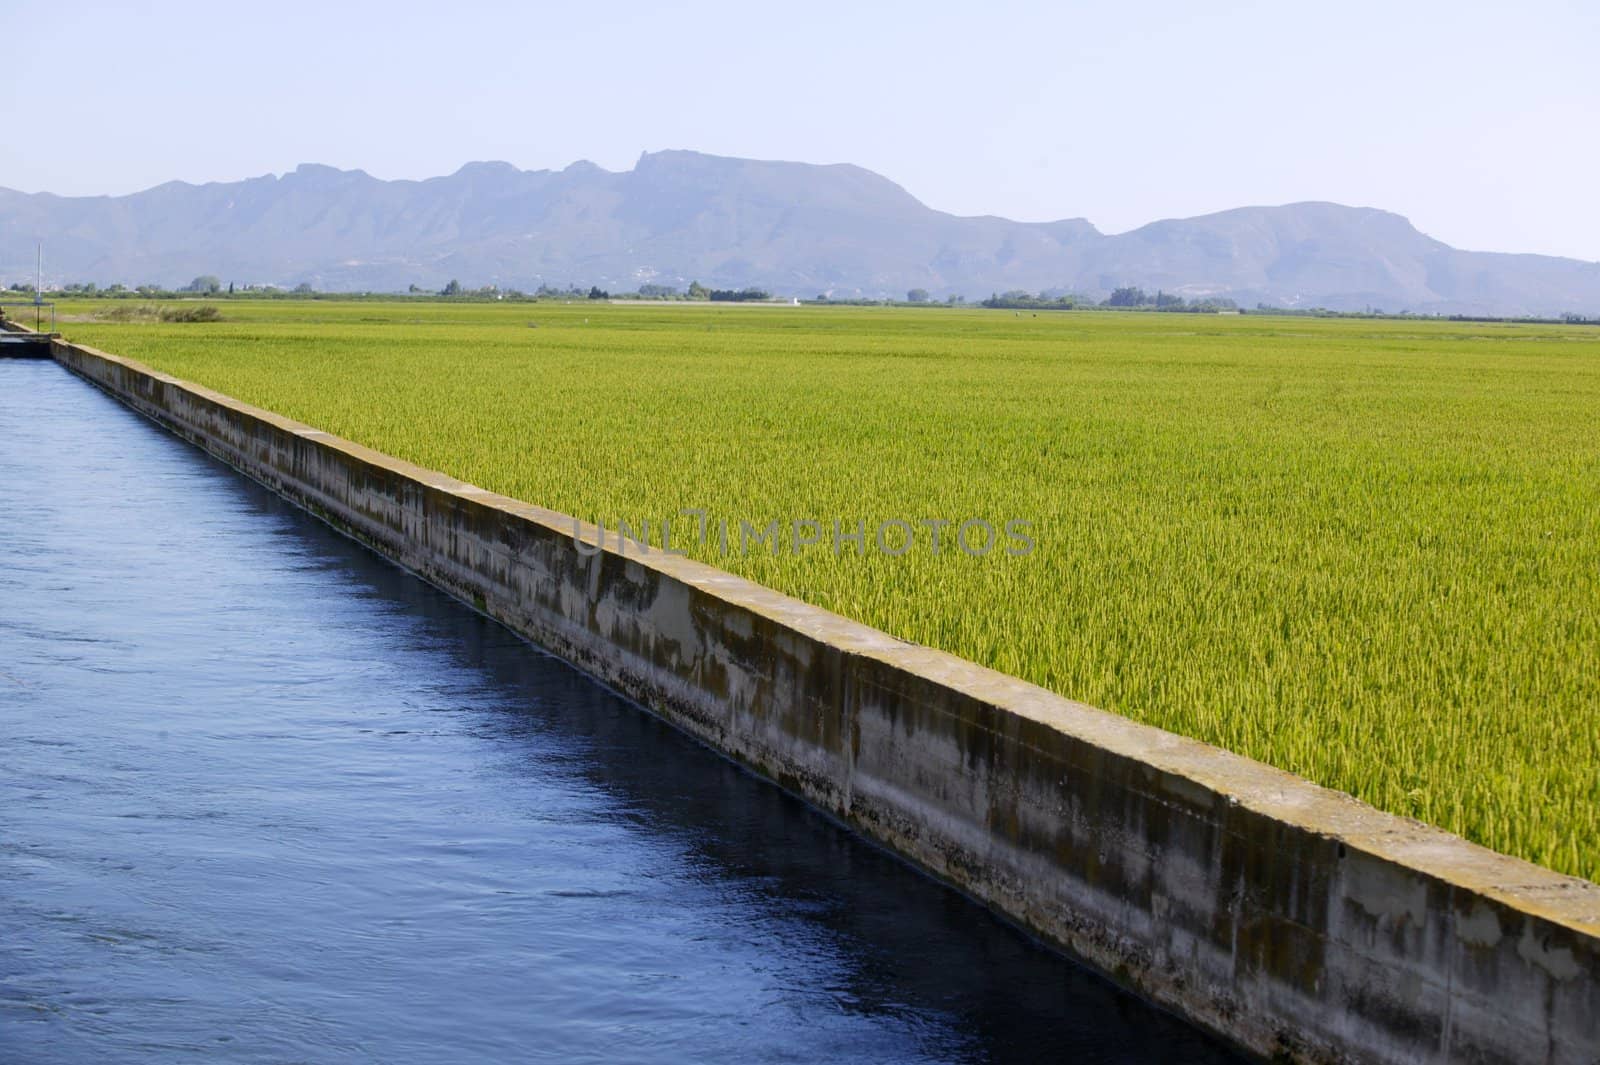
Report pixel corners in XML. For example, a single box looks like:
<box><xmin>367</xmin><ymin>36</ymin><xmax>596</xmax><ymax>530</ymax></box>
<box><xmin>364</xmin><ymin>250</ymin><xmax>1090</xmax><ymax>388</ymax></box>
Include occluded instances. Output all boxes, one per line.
<box><xmin>0</xmin><ymin>359</ymin><xmax>1243</xmax><ymax>1063</ymax></box>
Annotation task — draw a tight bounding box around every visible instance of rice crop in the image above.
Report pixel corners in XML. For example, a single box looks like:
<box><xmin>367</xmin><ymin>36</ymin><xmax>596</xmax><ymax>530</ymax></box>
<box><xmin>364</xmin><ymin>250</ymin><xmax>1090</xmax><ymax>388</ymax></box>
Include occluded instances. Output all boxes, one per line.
<box><xmin>55</xmin><ymin>299</ymin><xmax>1600</xmax><ymax>880</ymax></box>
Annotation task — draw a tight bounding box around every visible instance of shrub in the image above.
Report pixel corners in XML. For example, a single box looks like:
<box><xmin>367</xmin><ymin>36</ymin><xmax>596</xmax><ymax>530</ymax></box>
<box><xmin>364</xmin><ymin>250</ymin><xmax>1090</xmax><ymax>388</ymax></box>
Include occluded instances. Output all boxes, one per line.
<box><xmin>159</xmin><ymin>305</ymin><xmax>222</xmax><ymax>323</ymax></box>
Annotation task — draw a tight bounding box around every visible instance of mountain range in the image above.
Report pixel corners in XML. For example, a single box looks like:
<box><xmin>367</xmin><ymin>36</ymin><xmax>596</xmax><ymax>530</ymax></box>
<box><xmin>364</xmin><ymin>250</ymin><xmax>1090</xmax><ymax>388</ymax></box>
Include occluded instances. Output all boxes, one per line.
<box><xmin>3</xmin><ymin>150</ymin><xmax>1597</xmax><ymax>317</ymax></box>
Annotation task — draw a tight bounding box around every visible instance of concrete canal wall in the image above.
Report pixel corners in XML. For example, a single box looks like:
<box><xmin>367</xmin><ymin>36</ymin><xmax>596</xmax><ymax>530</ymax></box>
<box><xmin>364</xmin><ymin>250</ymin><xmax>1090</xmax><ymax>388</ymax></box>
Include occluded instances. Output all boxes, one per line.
<box><xmin>33</xmin><ymin>329</ymin><xmax>1600</xmax><ymax>1064</ymax></box>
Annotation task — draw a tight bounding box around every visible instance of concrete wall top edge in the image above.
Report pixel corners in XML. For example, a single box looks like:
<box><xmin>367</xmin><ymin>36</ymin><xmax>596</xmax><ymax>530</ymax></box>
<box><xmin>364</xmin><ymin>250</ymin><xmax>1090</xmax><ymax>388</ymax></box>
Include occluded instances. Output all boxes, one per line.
<box><xmin>41</xmin><ymin>331</ymin><xmax>1600</xmax><ymax>942</ymax></box>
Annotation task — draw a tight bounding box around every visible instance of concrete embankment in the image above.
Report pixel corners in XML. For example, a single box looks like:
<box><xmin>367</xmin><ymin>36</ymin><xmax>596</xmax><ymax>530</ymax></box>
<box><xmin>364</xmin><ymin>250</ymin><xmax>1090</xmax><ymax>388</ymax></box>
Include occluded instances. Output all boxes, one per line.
<box><xmin>0</xmin><ymin>329</ymin><xmax>53</xmax><ymax>357</ymax></box>
<box><xmin>27</xmin><ymin>327</ymin><xmax>1600</xmax><ymax>1064</ymax></box>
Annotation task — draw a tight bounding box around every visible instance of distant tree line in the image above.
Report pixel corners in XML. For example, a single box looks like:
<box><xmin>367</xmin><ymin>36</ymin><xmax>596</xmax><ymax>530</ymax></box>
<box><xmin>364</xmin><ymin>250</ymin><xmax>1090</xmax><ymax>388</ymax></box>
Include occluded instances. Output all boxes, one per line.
<box><xmin>14</xmin><ymin>277</ymin><xmax>328</xmax><ymax>300</ymax></box>
<box><xmin>1246</xmin><ymin>304</ymin><xmax>1599</xmax><ymax>324</ymax></box>
<box><xmin>810</xmin><ymin>293</ymin><xmax>968</xmax><ymax>306</ymax></box>
<box><xmin>425</xmin><ymin>279</ymin><xmax>781</xmax><ymax>302</ymax></box>
<box><xmin>980</xmin><ymin>290</ymin><xmax>1096</xmax><ymax>311</ymax></box>
<box><xmin>15</xmin><ymin>276</ymin><xmax>1598</xmax><ymax>324</ymax></box>
<box><xmin>981</xmin><ymin>287</ymin><xmax>1239</xmax><ymax>312</ymax></box>
<box><xmin>12</xmin><ymin>276</ymin><xmax>740</xmax><ymax>304</ymax></box>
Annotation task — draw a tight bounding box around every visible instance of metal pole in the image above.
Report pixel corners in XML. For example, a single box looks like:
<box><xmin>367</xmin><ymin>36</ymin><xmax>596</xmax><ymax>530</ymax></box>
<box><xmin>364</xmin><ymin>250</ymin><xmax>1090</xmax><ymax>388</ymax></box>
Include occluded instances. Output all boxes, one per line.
<box><xmin>35</xmin><ymin>243</ymin><xmax>41</xmax><ymax>332</ymax></box>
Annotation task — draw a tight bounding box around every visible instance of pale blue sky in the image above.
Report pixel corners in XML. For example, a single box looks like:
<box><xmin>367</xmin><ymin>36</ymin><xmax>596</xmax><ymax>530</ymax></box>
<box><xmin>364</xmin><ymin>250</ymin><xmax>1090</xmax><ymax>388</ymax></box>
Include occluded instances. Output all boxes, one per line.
<box><xmin>7</xmin><ymin>0</ymin><xmax>1598</xmax><ymax>259</ymax></box>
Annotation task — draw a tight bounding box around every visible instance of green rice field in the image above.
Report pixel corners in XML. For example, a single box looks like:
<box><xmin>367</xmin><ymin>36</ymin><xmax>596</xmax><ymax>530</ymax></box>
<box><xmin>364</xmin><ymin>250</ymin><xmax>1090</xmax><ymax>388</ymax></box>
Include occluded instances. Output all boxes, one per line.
<box><xmin>44</xmin><ymin>299</ymin><xmax>1600</xmax><ymax>880</ymax></box>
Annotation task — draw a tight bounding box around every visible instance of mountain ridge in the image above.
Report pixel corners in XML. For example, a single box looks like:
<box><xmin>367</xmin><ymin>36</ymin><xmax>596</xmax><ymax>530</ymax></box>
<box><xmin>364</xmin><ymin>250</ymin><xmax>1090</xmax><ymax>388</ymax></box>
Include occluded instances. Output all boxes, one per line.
<box><xmin>3</xmin><ymin>150</ymin><xmax>1596</xmax><ymax>317</ymax></box>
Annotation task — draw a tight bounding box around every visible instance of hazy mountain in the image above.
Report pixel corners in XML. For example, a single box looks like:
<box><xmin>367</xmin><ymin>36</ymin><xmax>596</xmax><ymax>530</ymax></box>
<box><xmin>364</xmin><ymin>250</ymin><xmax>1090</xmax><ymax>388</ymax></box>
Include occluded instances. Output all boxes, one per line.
<box><xmin>3</xmin><ymin>150</ymin><xmax>1597</xmax><ymax>317</ymax></box>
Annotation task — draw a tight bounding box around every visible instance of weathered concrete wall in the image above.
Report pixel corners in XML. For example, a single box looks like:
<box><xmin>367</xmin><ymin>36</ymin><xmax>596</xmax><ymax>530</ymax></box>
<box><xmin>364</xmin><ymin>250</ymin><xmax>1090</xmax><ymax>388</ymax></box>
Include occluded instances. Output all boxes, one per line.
<box><xmin>44</xmin><ymin>335</ymin><xmax>1600</xmax><ymax>1064</ymax></box>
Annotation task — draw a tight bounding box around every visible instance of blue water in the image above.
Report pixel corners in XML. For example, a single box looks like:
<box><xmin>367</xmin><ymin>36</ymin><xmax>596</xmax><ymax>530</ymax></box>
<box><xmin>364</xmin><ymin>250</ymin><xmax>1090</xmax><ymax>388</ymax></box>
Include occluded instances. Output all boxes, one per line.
<box><xmin>0</xmin><ymin>361</ymin><xmax>1242</xmax><ymax>1063</ymax></box>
